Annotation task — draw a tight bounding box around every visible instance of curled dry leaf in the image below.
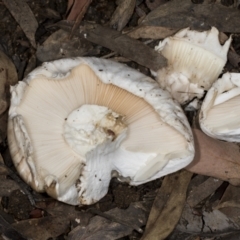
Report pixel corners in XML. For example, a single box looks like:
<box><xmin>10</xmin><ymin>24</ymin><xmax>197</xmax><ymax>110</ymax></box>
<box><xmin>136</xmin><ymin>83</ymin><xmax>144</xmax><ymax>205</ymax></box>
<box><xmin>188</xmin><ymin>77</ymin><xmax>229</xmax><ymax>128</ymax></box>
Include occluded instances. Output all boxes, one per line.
<box><xmin>186</xmin><ymin>129</ymin><xmax>240</xmax><ymax>186</ymax></box>
<box><xmin>2</xmin><ymin>0</ymin><xmax>38</xmax><ymax>48</ymax></box>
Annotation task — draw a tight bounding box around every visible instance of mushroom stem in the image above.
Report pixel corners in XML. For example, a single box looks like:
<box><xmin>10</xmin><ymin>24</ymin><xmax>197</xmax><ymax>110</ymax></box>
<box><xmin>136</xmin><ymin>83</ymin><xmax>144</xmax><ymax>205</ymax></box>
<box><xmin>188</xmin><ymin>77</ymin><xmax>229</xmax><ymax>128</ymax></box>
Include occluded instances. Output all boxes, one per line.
<box><xmin>186</xmin><ymin>128</ymin><xmax>240</xmax><ymax>186</ymax></box>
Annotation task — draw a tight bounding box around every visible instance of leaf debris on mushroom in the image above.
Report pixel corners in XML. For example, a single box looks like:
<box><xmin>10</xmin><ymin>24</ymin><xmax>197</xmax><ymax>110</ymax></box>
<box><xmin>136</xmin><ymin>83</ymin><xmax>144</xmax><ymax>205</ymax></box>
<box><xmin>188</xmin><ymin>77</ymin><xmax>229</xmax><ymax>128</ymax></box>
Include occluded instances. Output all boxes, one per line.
<box><xmin>8</xmin><ymin>57</ymin><xmax>194</xmax><ymax>205</ymax></box>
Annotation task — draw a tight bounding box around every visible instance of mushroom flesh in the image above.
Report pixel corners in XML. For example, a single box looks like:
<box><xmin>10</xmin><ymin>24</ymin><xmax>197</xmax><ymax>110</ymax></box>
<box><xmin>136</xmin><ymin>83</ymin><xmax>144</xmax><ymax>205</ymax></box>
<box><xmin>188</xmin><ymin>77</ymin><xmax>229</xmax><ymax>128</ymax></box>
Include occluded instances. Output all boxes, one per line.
<box><xmin>199</xmin><ymin>72</ymin><xmax>240</xmax><ymax>142</ymax></box>
<box><xmin>155</xmin><ymin>27</ymin><xmax>231</xmax><ymax>104</ymax></box>
<box><xmin>8</xmin><ymin>57</ymin><xmax>194</xmax><ymax>205</ymax></box>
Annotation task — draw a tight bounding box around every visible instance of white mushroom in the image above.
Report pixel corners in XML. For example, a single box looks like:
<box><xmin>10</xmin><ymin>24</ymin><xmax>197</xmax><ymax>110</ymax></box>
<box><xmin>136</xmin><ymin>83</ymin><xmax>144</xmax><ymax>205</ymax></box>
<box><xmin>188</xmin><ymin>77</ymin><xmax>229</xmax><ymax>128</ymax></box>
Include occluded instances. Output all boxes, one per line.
<box><xmin>199</xmin><ymin>72</ymin><xmax>240</xmax><ymax>142</ymax></box>
<box><xmin>8</xmin><ymin>57</ymin><xmax>194</xmax><ymax>205</ymax></box>
<box><xmin>155</xmin><ymin>27</ymin><xmax>232</xmax><ymax>104</ymax></box>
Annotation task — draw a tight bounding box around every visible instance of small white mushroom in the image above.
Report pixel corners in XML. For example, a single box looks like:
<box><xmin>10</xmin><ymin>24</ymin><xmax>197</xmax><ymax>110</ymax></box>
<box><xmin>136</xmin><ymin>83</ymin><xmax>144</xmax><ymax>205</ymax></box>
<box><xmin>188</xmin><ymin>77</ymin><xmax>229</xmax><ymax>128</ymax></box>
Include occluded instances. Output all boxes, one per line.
<box><xmin>155</xmin><ymin>27</ymin><xmax>232</xmax><ymax>104</ymax></box>
<box><xmin>199</xmin><ymin>72</ymin><xmax>240</xmax><ymax>142</ymax></box>
<box><xmin>8</xmin><ymin>57</ymin><xmax>194</xmax><ymax>205</ymax></box>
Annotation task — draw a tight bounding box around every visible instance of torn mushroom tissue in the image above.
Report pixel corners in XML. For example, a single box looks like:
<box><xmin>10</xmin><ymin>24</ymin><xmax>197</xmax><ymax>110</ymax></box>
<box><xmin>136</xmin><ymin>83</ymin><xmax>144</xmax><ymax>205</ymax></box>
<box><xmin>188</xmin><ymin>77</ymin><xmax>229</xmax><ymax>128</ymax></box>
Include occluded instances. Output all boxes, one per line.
<box><xmin>64</xmin><ymin>104</ymin><xmax>127</xmax><ymax>157</ymax></box>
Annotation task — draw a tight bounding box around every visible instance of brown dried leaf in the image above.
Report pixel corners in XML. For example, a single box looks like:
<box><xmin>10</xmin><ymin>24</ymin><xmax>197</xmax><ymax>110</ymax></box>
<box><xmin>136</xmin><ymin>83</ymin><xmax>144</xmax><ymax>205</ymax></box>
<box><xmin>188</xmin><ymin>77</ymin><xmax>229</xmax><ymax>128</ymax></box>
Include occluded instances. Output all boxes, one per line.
<box><xmin>36</xmin><ymin>29</ymin><xmax>93</xmax><ymax>62</ymax></box>
<box><xmin>127</xmin><ymin>25</ymin><xmax>178</xmax><ymax>39</ymax></box>
<box><xmin>0</xmin><ymin>214</ymin><xmax>28</xmax><ymax>240</ymax></box>
<box><xmin>67</xmin><ymin>0</ymin><xmax>92</xmax><ymax>21</ymax></box>
<box><xmin>142</xmin><ymin>0</ymin><xmax>240</xmax><ymax>32</ymax></box>
<box><xmin>68</xmin><ymin>202</ymin><xmax>150</xmax><ymax>240</ymax></box>
<box><xmin>178</xmin><ymin>203</ymin><xmax>238</xmax><ymax>234</ymax></box>
<box><xmin>218</xmin><ymin>185</ymin><xmax>240</xmax><ymax>210</ymax></box>
<box><xmin>0</xmin><ymin>50</ymin><xmax>18</xmax><ymax>143</ymax></box>
<box><xmin>12</xmin><ymin>217</ymin><xmax>69</xmax><ymax>240</ymax></box>
<box><xmin>228</xmin><ymin>50</ymin><xmax>240</xmax><ymax>68</ymax></box>
<box><xmin>145</xmin><ymin>0</ymin><xmax>169</xmax><ymax>10</ymax></box>
<box><xmin>186</xmin><ymin>129</ymin><xmax>240</xmax><ymax>186</ymax></box>
<box><xmin>2</xmin><ymin>0</ymin><xmax>38</xmax><ymax>48</ymax></box>
<box><xmin>56</xmin><ymin>21</ymin><xmax>167</xmax><ymax>71</ymax></box>
<box><xmin>0</xmin><ymin>155</ymin><xmax>7</xmax><ymax>175</ymax></box>
<box><xmin>187</xmin><ymin>177</ymin><xmax>223</xmax><ymax>208</ymax></box>
<box><xmin>142</xmin><ymin>170</ymin><xmax>193</xmax><ymax>240</ymax></box>
<box><xmin>217</xmin><ymin>185</ymin><xmax>240</xmax><ymax>227</ymax></box>
<box><xmin>45</xmin><ymin>201</ymin><xmax>92</xmax><ymax>226</ymax></box>
<box><xmin>0</xmin><ymin>176</ymin><xmax>20</xmax><ymax>197</ymax></box>
<box><xmin>109</xmin><ymin>0</ymin><xmax>136</xmax><ymax>31</ymax></box>
<box><xmin>202</xmin><ymin>209</ymin><xmax>238</xmax><ymax>232</ymax></box>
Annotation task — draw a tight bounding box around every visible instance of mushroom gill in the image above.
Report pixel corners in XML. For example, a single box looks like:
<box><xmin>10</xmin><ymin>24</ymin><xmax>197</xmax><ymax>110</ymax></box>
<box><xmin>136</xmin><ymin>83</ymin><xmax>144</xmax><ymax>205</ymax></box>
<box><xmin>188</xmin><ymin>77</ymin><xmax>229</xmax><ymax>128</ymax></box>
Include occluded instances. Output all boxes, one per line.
<box><xmin>199</xmin><ymin>72</ymin><xmax>240</xmax><ymax>142</ymax></box>
<box><xmin>155</xmin><ymin>27</ymin><xmax>232</xmax><ymax>104</ymax></box>
<box><xmin>8</xmin><ymin>58</ymin><xmax>194</xmax><ymax>205</ymax></box>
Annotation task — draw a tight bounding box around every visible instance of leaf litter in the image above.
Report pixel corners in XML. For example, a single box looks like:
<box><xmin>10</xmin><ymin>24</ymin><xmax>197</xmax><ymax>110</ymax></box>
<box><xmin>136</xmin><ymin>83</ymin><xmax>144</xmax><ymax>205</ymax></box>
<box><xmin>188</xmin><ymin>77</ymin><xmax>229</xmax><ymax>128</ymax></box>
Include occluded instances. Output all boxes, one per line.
<box><xmin>0</xmin><ymin>0</ymin><xmax>240</xmax><ymax>239</ymax></box>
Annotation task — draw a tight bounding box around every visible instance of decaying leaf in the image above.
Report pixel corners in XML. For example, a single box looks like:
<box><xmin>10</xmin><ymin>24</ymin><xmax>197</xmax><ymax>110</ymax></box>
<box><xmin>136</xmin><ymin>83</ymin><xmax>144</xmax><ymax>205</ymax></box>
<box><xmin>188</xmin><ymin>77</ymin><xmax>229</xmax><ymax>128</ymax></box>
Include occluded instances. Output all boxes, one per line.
<box><xmin>228</xmin><ymin>50</ymin><xmax>240</xmax><ymax>68</ymax></box>
<box><xmin>177</xmin><ymin>204</ymin><xmax>239</xmax><ymax>235</ymax></box>
<box><xmin>55</xmin><ymin>21</ymin><xmax>167</xmax><ymax>71</ymax></box>
<box><xmin>67</xmin><ymin>0</ymin><xmax>91</xmax><ymax>21</ymax></box>
<box><xmin>66</xmin><ymin>0</ymin><xmax>92</xmax><ymax>38</ymax></box>
<box><xmin>0</xmin><ymin>50</ymin><xmax>18</xmax><ymax>112</ymax></box>
<box><xmin>145</xmin><ymin>0</ymin><xmax>169</xmax><ymax>10</ymax></box>
<box><xmin>0</xmin><ymin>214</ymin><xmax>28</xmax><ymax>240</ymax></box>
<box><xmin>186</xmin><ymin>129</ymin><xmax>240</xmax><ymax>186</ymax></box>
<box><xmin>2</xmin><ymin>0</ymin><xmax>38</xmax><ymax>48</ymax></box>
<box><xmin>203</xmin><ymin>209</ymin><xmax>238</xmax><ymax>233</ymax></box>
<box><xmin>216</xmin><ymin>185</ymin><xmax>240</xmax><ymax>227</ymax></box>
<box><xmin>142</xmin><ymin>0</ymin><xmax>240</xmax><ymax>32</ymax></box>
<box><xmin>0</xmin><ymin>50</ymin><xmax>18</xmax><ymax>143</ymax></box>
<box><xmin>177</xmin><ymin>204</ymin><xmax>203</xmax><ymax>234</ymax></box>
<box><xmin>127</xmin><ymin>25</ymin><xmax>178</xmax><ymax>39</ymax></box>
<box><xmin>187</xmin><ymin>177</ymin><xmax>223</xmax><ymax>208</ymax></box>
<box><xmin>36</xmin><ymin>29</ymin><xmax>93</xmax><ymax>62</ymax></box>
<box><xmin>11</xmin><ymin>217</ymin><xmax>69</xmax><ymax>240</ymax></box>
<box><xmin>109</xmin><ymin>0</ymin><xmax>136</xmax><ymax>31</ymax></box>
<box><xmin>68</xmin><ymin>202</ymin><xmax>150</xmax><ymax>240</ymax></box>
<box><xmin>45</xmin><ymin>201</ymin><xmax>92</xmax><ymax>226</ymax></box>
<box><xmin>0</xmin><ymin>176</ymin><xmax>20</xmax><ymax>197</ymax></box>
<box><xmin>142</xmin><ymin>170</ymin><xmax>193</xmax><ymax>240</ymax></box>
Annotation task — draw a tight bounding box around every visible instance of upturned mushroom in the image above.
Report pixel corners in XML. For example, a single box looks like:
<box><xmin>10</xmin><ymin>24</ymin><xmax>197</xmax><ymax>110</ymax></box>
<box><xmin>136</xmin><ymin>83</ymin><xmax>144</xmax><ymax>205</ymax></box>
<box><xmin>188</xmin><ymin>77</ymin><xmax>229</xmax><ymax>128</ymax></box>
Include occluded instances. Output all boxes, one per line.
<box><xmin>155</xmin><ymin>27</ymin><xmax>232</xmax><ymax>104</ymax></box>
<box><xmin>8</xmin><ymin>57</ymin><xmax>194</xmax><ymax>205</ymax></box>
<box><xmin>199</xmin><ymin>72</ymin><xmax>240</xmax><ymax>142</ymax></box>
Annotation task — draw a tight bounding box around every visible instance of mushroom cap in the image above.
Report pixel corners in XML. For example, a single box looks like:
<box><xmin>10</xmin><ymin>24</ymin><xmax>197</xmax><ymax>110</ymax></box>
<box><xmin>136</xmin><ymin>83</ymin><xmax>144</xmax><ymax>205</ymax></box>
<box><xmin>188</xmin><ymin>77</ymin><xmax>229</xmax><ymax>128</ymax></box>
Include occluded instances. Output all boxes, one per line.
<box><xmin>155</xmin><ymin>27</ymin><xmax>232</xmax><ymax>104</ymax></box>
<box><xmin>200</xmin><ymin>72</ymin><xmax>240</xmax><ymax>142</ymax></box>
<box><xmin>8</xmin><ymin>57</ymin><xmax>194</xmax><ymax>205</ymax></box>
